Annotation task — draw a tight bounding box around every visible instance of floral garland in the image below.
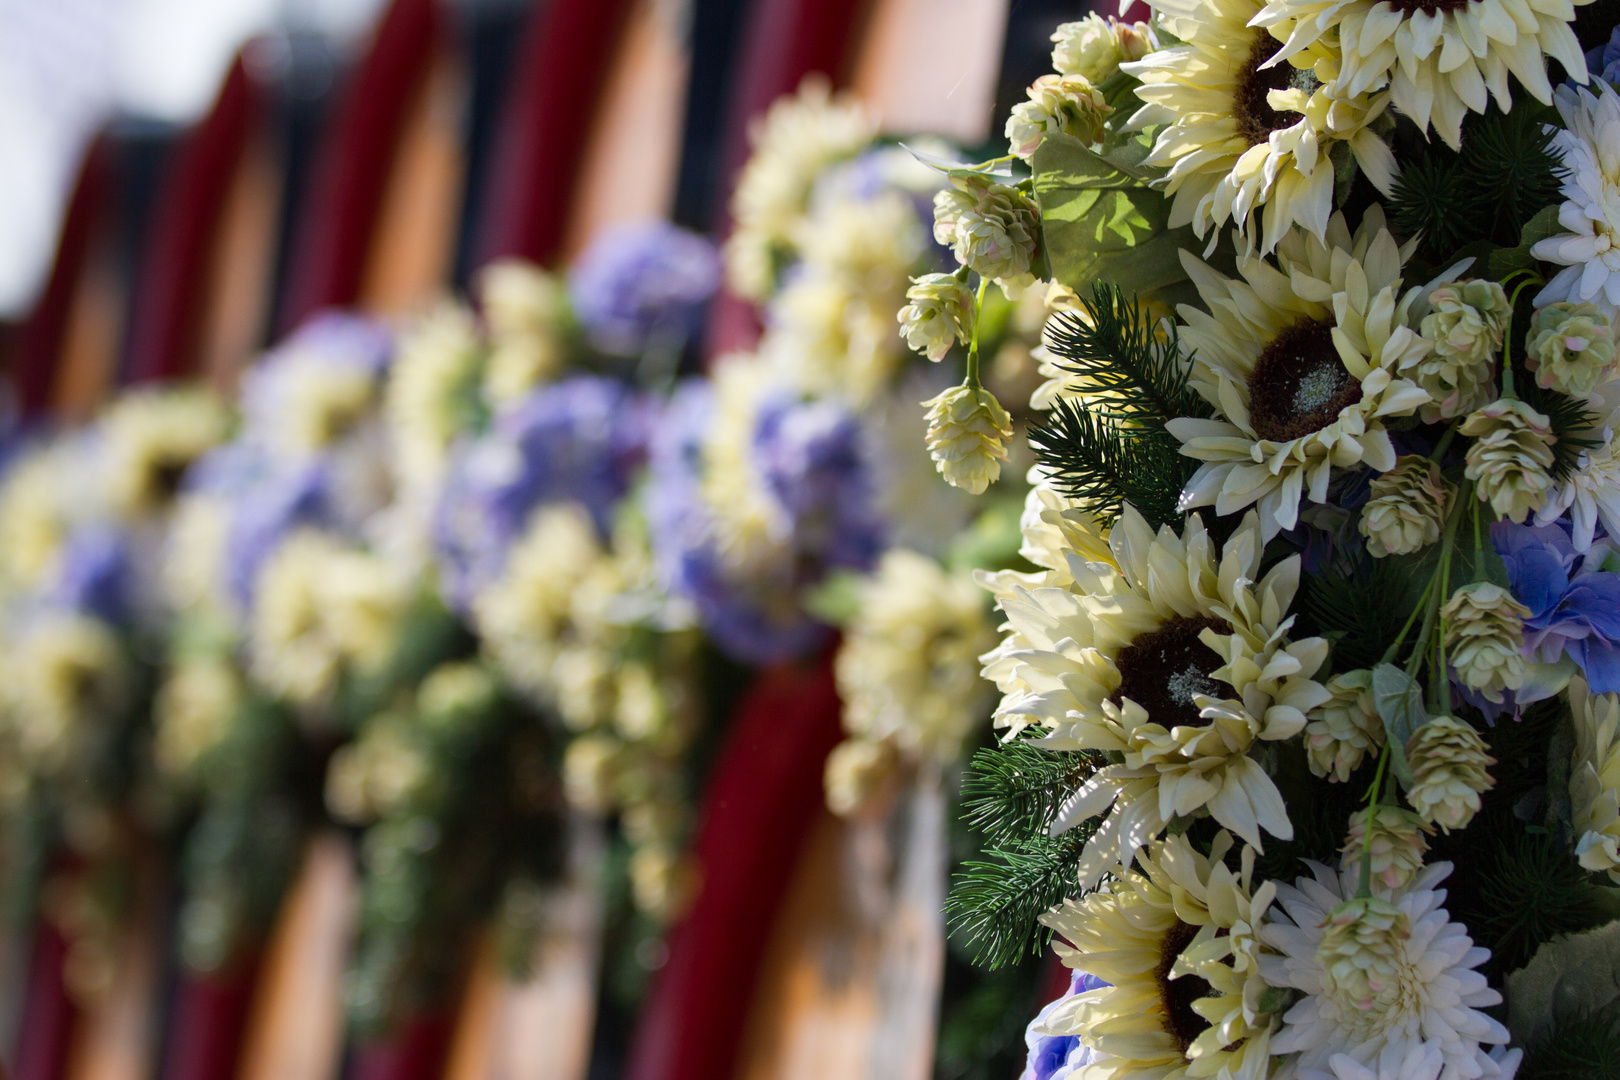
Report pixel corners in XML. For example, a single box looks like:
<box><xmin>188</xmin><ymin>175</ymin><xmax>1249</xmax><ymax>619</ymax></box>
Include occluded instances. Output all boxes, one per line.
<box><xmin>895</xmin><ymin>5</ymin><xmax>1620</xmax><ymax>1077</ymax></box>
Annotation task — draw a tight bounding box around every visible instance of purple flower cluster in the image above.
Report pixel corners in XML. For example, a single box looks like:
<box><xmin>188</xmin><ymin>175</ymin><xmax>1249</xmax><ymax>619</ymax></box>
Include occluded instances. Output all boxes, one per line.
<box><xmin>1586</xmin><ymin>25</ymin><xmax>1620</xmax><ymax>83</ymax></box>
<box><xmin>645</xmin><ymin>379</ymin><xmax>882</xmax><ymax>665</ymax></box>
<box><xmin>435</xmin><ymin>376</ymin><xmax>653</xmax><ymax>611</ymax></box>
<box><xmin>52</xmin><ymin>525</ymin><xmax>134</xmax><ymax>625</ymax></box>
<box><xmin>567</xmin><ymin>221</ymin><xmax>720</xmax><ymax>357</ymax></box>
<box><xmin>237</xmin><ymin>312</ymin><xmax>392</xmax><ymax>441</ymax></box>
<box><xmin>1495</xmin><ymin>520</ymin><xmax>1620</xmax><ymax>692</ymax></box>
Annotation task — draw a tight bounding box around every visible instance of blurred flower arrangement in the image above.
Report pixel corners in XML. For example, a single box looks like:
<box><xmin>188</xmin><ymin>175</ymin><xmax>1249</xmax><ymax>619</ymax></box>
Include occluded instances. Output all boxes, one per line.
<box><xmin>901</xmin><ymin>7</ymin><xmax>1620</xmax><ymax>1078</ymax></box>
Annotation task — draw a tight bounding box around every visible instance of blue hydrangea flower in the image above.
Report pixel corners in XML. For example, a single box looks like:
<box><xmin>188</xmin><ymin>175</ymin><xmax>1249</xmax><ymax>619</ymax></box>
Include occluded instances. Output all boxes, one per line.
<box><xmin>237</xmin><ymin>312</ymin><xmax>392</xmax><ymax>447</ymax></box>
<box><xmin>1586</xmin><ymin>25</ymin><xmax>1620</xmax><ymax>83</ymax></box>
<box><xmin>1019</xmin><ymin>970</ymin><xmax>1109</xmax><ymax>1080</ymax></box>
<box><xmin>52</xmin><ymin>525</ymin><xmax>133</xmax><ymax>625</ymax></box>
<box><xmin>567</xmin><ymin>221</ymin><xmax>720</xmax><ymax>357</ymax></box>
<box><xmin>644</xmin><ymin>379</ymin><xmax>882</xmax><ymax>665</ymax></box>
<box><xmin>1494</xmin><ymin>519</ymin><xmax>1620</xmax><ymax>692</ymax></box>
<box><xmin>436</xmin><ymin>375</ymin><xmax>652</xmax><ymax>611</ymax></box>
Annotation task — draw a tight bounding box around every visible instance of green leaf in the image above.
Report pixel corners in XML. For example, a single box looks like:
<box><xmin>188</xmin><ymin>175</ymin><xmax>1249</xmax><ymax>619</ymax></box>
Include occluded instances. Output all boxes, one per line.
<box><xmin>801</xmin><ymin>570</ymin><xmax>865</xmax><ymax>627</ymax></box>
<box><xmin>1520</xmin><ymin>203</ymin><xmax>1564</xmax><ymax>249</ymax></box>
<box><xmin>1506</xmin><ymin>920</ymin><xmax>1620</xmax><ymax>1048</ymax></box>
<box><xmin>1030</xmin><ymin>132</ymin><xmax>1187</xmax><ymax>299</ymax></box>
<box><xmin>1371</xmin><ymin>663</ymin><xmax>1423</xmax><ymax>787</ymax></box>
<box><xmin>901</xmin><ymin>142</ymin><xmax>1019</xmax><ymax>183</ymax></box>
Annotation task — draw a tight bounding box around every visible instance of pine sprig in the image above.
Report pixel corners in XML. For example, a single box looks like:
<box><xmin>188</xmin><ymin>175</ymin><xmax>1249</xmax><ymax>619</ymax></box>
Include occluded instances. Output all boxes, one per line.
<box><xmin>1389</xmin><ymin>104</ymin><xmax>1566</xmax><ymax>262</ymax></box>
<box><xmin>1027</xmin><ymin>398</ymin><xmax>1194</xmax><ymax>529</ymax></box>
<box><xmin>947</xmin><ymin>741</ymin><xmax>1101</xmax><ymax>970</ymax></box>
<box><xmin>1041</xmin><ymin>285</ymin><xmax>1211</xmax><ymax>427</ymax></box>
<box><xmin>1519</xmin><ymin>1002</ymin><xmax>1620</xmax><ymax>1080</ymax></box>
<box><xmin>947</xmin><ymin>829</ymin><xmax>1096</xmax><ymax>970</ymax></box>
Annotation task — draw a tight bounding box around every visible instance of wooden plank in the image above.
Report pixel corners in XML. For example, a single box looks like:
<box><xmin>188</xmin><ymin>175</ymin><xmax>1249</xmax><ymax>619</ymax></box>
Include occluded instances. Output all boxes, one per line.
<box><xmin>235</xmin><ymin>833</ymin><xmax>355</xmax><ymax>1080</ymax></box>
<box><xmin>850</xmin><ymin>0</ymin><xmax>1010</xmax><ymax>143</ymax></box>
<box><xmin>64</xmin><ymin>858</ymin><xmax>167</xmax><ymax>1080</ymax></box>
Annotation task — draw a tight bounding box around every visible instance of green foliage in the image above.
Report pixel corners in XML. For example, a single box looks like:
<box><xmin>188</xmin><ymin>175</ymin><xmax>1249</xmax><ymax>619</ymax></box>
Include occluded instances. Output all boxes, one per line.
<box><xmin>1388</xmin><ymin>104</ymin><xmax>1566</xmax><ymax>264</ymax></box>
<box><xmin>1030</xmin><ymin>132</ymin><xmax>1191</xmax><ymax>300</ymax></box>
<box><xmin>1519</xmin><ymin>1003</ymin><xmax>1620</xmax><ymax>1080</ymax></box>
<box><xmin>1025</xmin><ymin>285</ymin><xmax>1204</xmax><ymax>530</ymax></box>
<box><xmin>946</xmin><ymin>740</ymin><xmax>1101</xmax><ymax>970</ymax></box>
<box><xmin>1462</xmin><ymin>830</ymin><xmax>1614</xmax><ymax>978</ymax></box>
<box><xmin>1295</xmin><ymin>557</ymin><xmax>1415</xmax><ymax>674</ymax></box>
<box><xmin>934</xmin><ymin>954</ymin><xmax>1048</xmax><ymax>1080</ymax></box>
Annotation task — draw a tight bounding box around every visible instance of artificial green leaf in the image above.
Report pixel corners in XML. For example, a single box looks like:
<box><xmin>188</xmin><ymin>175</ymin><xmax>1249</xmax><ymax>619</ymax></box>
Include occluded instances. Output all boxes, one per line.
<box><xmin>1031</xmin><ymin>132</ymin><xmax>1186</xmax><ymax>299</ymax></box>
<box><xmin>1520</xmin><ymin>202</ymin><xmax>1564</xmax><ymax>249</ymax></box>
<box><xmin>1506</xmin><ymin>919</ymin><xmax>1620</xmax><ymax>1047</ymax></box>
<box><xmin>801</xmin><ymin>569</ymin><xmax>866</xmax><ymax>627</ymax></box>
<box><xmin>1371</xmin><ymin>663</ymin><xmax>1423</xmax><ymax>787</ymax></box>
<box><xmin>901</xmin><ymin>142</ymin><xmax>1019</xmax><ymax>183</ymax></box>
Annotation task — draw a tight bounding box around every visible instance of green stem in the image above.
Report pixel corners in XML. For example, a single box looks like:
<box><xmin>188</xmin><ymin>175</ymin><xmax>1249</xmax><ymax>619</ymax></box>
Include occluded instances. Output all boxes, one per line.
<box><xmin>965</xmin><ymin>276</ymin><xmax>990</xmax><ymax>390</ymax></box>
<box><xmin>1430</xmin><ymin>419</ymin><xmax>1461</xmax><ymax>461</ymax></box>
<box><xmin>1358</xmin><ymin>746</ymin><xmax>1391</xmax><ymax>898</ymax></box>
<box><xmin>1499</xmin><ymin>277</ymin><xmax>1541</xmax><ymax>401</ymax></box>
<box><xmin>1436</xmin><ymin>539</ymin><xmax>1453</xmax><ymax>716</ymax></box>
<box><xmin>1382</xmin><ymin>574</ymin><xmax>1437</xmax><ymax>666</ymax></box>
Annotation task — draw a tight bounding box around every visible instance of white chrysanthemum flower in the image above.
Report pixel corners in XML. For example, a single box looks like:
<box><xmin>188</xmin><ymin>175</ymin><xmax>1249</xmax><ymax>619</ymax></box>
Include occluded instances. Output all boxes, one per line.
<box><xmin>724</xmin><ymin>79</ymin><xmax>876</xmax><ymax>301</ymax></box>
<box><xmin>1052</xmin><ymin>14</ymin><xmax>1150</xmax><ymax>82</ymax></box>
<box><xmin>1305</xmin><ymin>668</ymin><xmax>1384</xmax><ymax>781</ymax></box>
<box><xmin>1537</xmin><ymin>388</ymin><xmax>1620</xmax><ymax>550</ymax></box>
<box><xmin>991</xmin><ymin>506</ymin><xmax>1330</xmax><ymax>884</ymax></box>
<box><xmin>1037</xmin><ymin>831</ymin><xmax>1281</xmax><ymax>1079</ymax></box>
<box><xmin>1166</xmin><ymin>207</ymin><xmax>1433</xmax><ymax>540</ymax></box>
<box><xmin>1342</xmin><ymin>805</ymin><xmax>1432</xmax><ymax>892</ymax></box>
<box><xmin>98</xmin><ymin>386</ymin><xmax>231</xmax><ymax>517</ymax></box>
<box><xmin>1260</xmin><ymin>860</ymin><xmax>1515</xmax><ymax>1079</ymax></box>
<box><xmin>1405</xmin><ymin>715</ymin><xmax>1495</xmax><ymax>832</ymax></box>
<box><xmin>1254</xmin><ymin>0</ymin><xmax>1590</xmax><ymax>150</ymax></box>
<box><xmin>386</xmin><ymin>303</ymin><xmax>484</xmax><ymax>481</ymax></box>
<box><xmin>1460</xmin><ymin>398</ymin><xmax>1555</xmax><ymax>524</ymax></box>
<box><xmin>1314</xmin><ymin>1039</ymin><xmax>1446</xmax><ymax>1080</ymax></box>
<box><xmin>932</xmin><ymin>175</ymin><xmax>1042</xmax><ymax>298</ymax></box>
<box><xmin>1123</xmin><ymin>0</ymin><xmax>1396</xmax><ymax>254</ymax></box>
<box><xmin>1570</xmin><ymin>675</ymin><xmax>1620</xmax><ymax>881</ymax></box>
<box><xmin>898</xmin><ymin>273</ymin><xmax>975</xmax><ymax>361</ymax></box>
<box><xmin>161</xmin><ymin>493</ymin><xmax>235</xmax><ymax>621</ymax></box>
<box><xmin>835</xmin><ymin>550</ymin><xmax>995</xmax><ymax>763</ymax></box>
<box><xmin>249</xmin><ymin>530</ymin><xmax>410</xmax><ymax>707</ymax></box>
<box><xmin>1359</xmin><ymin>457</ymin><xmax>1453</xmax><ymax>558</ymax></box>
<box><xmin>479</xmin><ymin>260</ymin><xmax>571</xmax><ymax>404</ymax></box>
<box><xmin>1533</xmin><ymin>82</ymin><xmax>1620</xmax><ymax>321</ymax></box>
<box><xmin>1526</xmin><ymin>301</ymin><xmax>1618</xmax><ymax>396</ymax></box>
<box><xmin>0</xmin><ymin>440</ymin><xmax>84</xmax><ymax>599</ymax></box>
<box><xmin>1441</xmin><ymin>582</ymin><xmax>1529</xmax><ymax>704</ymax></box>
<box><xmin>701</xmin><ymin>356</ymin><xmax>792</xmax><ymax>572</ymax></box>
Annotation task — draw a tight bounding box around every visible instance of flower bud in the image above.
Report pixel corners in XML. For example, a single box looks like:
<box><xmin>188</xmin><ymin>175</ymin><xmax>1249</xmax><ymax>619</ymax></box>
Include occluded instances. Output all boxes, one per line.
<box><xmin>1358</xmin><ymin>457</ymin><xmax>1453</xmax><ymax>558</ymax></box>
<box><xmin>922</xmin><ymin>384</ymin><xmax>1014</xmax><ymax>494</ymax></box>
<box><xmin>933</xmin><ymin>176</ymin><xmax>1042</xmax><ymax>298</ymax></box>
<box><xmin>1461</xmin><ymin>399</ymin><xmax>1556</xmax><ymax>524</ymax></box>
<box><xmin>1318</xmin><ymin>896</ymin><xmax>1410</xmax><ymax>1008</ymax></box>
<box><xmin>1341</xmin><ymin>805</ymin><xmax>1432</xmax><ymax>891</ymax></box>
<box><xmin>1406</xmin><ymin>280</ymin><xmax>1509</xmax><ymax>422</ymax></box>
<box><xmin>1051</xmin><ymin>15</ymin><xmax>1150</xmax><ymax>81</ymax></box>
<box><xmin>1006</xmin><ymin>74</ymin><xmax>1112</xmax><ymax>160</ymax></box>
<box><xmin>1526</xmin><ymin>301</ymin><xmax>1618</xmax><ymax>396</ymax></box>
<box><xmin>1305</xmin><ymin>669</ymin><xmax>1384</xmax><ymax>782</ymax></box>
<box><xmin>1406</xmin><ymin>716</ymin><xmax>1495</xmax><ymax>832</ymax></box>
<box><xmin>898</xmin><ymin>273</ymin><xmax>975</xmax><ymax>361</ymax></box>
<box><xmin>1442</xmin><ymin>582</ymin><xmax>1530</xmax><ymax>704</ymax></box>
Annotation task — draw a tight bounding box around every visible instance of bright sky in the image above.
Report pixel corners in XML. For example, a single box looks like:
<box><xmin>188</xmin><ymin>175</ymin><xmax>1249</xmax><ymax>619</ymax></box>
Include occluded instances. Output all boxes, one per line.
<box><xmin>0</xmin><ymin>0</ymin><xmax>390</xmax><ymax>319</ymax></box>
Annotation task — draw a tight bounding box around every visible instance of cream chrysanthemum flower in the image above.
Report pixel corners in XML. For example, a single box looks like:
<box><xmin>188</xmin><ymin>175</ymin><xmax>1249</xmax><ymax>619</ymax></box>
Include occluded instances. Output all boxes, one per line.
<box><xmin>1342</xmin><ymin>805</ymin><xmax>1432</xmax><ymax>891</ymax></box>
<box><xmin>932</xmin><ymin>175</ymin><xmax>1042</xmax><ymax>298</ymax></box>
<box><xmin>898</xmin><ymin>272</ymin><xmax>975</xmax><ymax>361</ymax></box>
<box><xmin>1124</xmin><ymin>0</ymin><xmax>1396</xmax><ymax>254</ymax></box>
<box><xmin>154</xmin><ymin>655</ymin><xmax>245</xmax><ymax>779</ymax></box>
<box><xmin>701</xmin><ymin>357</ymin><xmax>791</xmax><ymax>572</ymax></box>
<box><xmin>1166</xmin><ymin>207</ymin><xmax>1433</xmax><ymax>539</ymax></box>
<box><xmin>1408</xmin><ymin>280</ymin><xmax>1510</xmax><ymax>422</ymax></box>
<box><xmin>0</xmin><ymin>441</ymin><xmax>79</xmax><ymax>598</ymax></box>
<box><xmin>1460</xmin><ymin>398</ymin><xmax>1556</xmax><ymax>523</ymax></box>
<box><xmin>725</xmin><ymin>79</ymin><xmax>875</xmax><ymax>301</ymax></box>
<box><xmin>1532</xmin><ymin>82</ymin><xmax>1620</xmax><ymax>321</ymax></box>
<box><xmin>474</xmin><ymin>503</ymin><xmax>612</xmax><ymax>707</ymax></box>
<box><xmin>0</xmin><ymin>612</ymin><xmax>128</xmax><ymax>775</ymax></box>
<box><xmin>1569</xmin><ymin>675</ymin><xmax>1620</xmax><ymax>881</ymax></box>
<box><xmin>249</xmin><ymin>530</ymin><xmax>410</xmax><ymax>706</ymax></box>
<box><xmin>992</xmin><ymin>507</ymin><xmax>1329</xmax><ymax>884</ymax></box>
<box><xmin>1359</xmin><ymin>456</ymin><xmax>1453</xmax><ymax>558</ymax></box>
<box><xmin>1441</xmin><ymin>582</ymin><xmax>1529</xmax><ymax>703</ymax></box>
<box><xmin>823</xmin><ymin>737</ymin><xmax>901</xmax><ymax>817</ymax></box>
<box><xmin>479</xmin><ymin>260</ymin><xmax>571</xmax><ymax>404</ymax></box>
<box><xmin>1260</xmin><ymin>860</ymin><xmax>1515</xmax><ymax>1079</ymax></box>
<box><xmin>1254</xmin><ymin>0</ymin><xmax>1590</xmax><ymax>150</ymax></box>
<box><xmin>99</xmin><ymin>386</ymin><xmax>230</xmax><ymax>517</ymax></box>
<box><xmin>1526</xmin><ymin>301</ymin><xmax>1618</xmax><ymax>396</ymax></box>
<box><xmin>386</xmin><ymin>303</ymin><xmax>483</xmax><ymax>481</ymax></box>
<box><xmin>835</xmin><ymin>550</ymin><xmax>995</xmax><ymax>763</ymax></box>
<box><xmin>1006</xmin><ymin>73</ymin><xmax>1111</xmax><ymax>159</ymax></box>
<box><xmin>1037</xmin><ymin>831</ymin><xmax>1281</xmax><ymax>1080</ymax></box>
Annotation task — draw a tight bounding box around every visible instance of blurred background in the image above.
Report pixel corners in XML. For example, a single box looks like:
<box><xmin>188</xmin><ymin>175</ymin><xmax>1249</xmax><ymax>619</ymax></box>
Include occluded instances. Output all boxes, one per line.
<box><xmin>0</xmin><ymin>2</ymin><xmax>1092</xmax><ymax>1080</ymax></box>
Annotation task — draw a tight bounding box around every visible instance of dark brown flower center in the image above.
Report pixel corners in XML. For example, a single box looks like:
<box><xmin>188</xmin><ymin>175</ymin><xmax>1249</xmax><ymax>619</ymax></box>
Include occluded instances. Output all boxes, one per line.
<box><xmin>1248</xmin><ymin>319</ymin><xmax>1362</xmax><ymax>443</ymax></box>
<box><xmin>1233</xmin><ymin>33</ymin><xmax>1307</xmax><ymax>146</ymax></box>
<box><xmin>1384</xmin><ymin>0</ymin><xmax>1470</xmax><ymax>14</ymax></box>
<box><xmin>1113</xmin><ymin>615</ymin><xmax>1231</xmax><ymax>729</ymax></box>
<box><xmin>1157</xmin><ymin>918</ymin><xmax>1215</xmax><ymax>1053</ymax></box>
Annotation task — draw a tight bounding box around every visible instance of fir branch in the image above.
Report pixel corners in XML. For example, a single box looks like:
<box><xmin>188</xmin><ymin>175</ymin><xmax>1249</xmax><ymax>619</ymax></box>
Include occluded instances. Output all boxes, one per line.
<box><xmin>1519</xmin><ymin>1002</ymin><xmax>1620</xmax><ymax>1080</ymax></box>
<box><xmin>947</xmin><ymin>828</ymin><xmax>1096</xmax><ymax>970</ymax></box>
<box><xmin>947</xmin><ymin>740</ymin><xmax>1102</xmax><ymax>970</ymax></box>
<box><xmin>1518</xmin><ymin>380</ymin><xmax>1601</xmax><ymax>481</ymax></box>
<box><xmin>960</xmin><ymin>741</ymin><xmax>1101</xmax><ymax>850</ymax></box>
<box><xmin>1041</xmin><ymin>285</ymin><xmax>1210</xmax><ymax>428</ymax></box>
<box><xmin>1027</xmin><ymin>397</ymin><xmax>1193</xmax><ymax>529</ymax></box>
